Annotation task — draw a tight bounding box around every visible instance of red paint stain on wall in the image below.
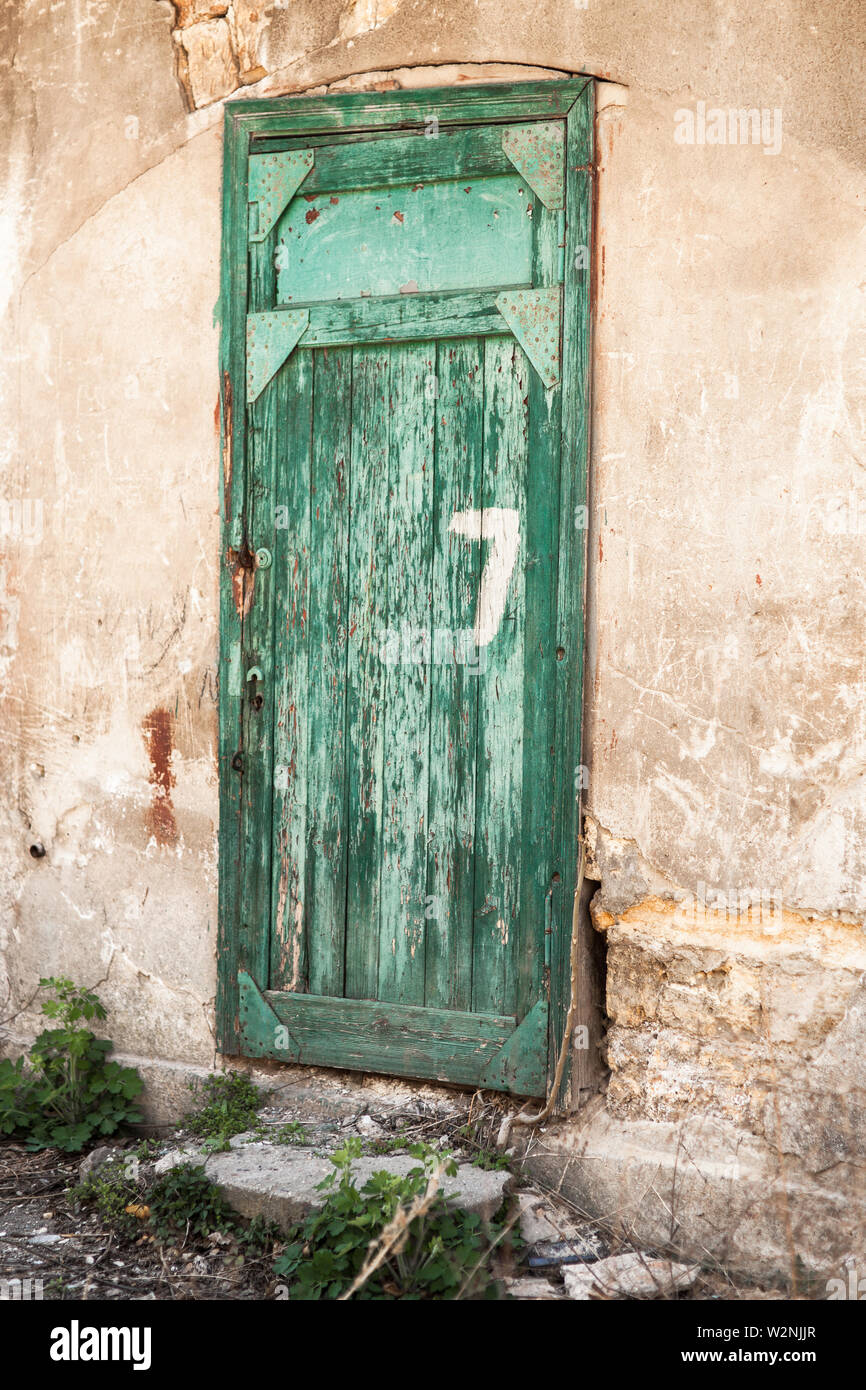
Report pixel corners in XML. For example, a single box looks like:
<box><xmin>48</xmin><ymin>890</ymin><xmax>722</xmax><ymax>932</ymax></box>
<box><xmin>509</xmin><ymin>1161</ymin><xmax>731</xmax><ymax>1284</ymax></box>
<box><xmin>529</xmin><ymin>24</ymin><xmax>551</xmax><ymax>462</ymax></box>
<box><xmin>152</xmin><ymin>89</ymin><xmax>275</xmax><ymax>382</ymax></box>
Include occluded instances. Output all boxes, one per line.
<box><xmin>142</xmin><ymin>708</ymin><xmax>177</xmax><ymax>846</ymax></box>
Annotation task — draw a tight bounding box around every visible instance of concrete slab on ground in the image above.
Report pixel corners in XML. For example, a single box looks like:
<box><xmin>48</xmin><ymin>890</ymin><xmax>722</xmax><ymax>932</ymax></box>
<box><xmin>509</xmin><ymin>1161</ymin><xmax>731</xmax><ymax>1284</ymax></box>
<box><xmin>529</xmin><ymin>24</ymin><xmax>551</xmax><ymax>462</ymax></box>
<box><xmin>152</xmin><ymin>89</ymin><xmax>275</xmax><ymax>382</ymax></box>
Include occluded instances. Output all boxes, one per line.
<box><xmin>203</xmin><ymin>1145</ymin><xmax>512</xmax><ymax>1229</ymax></box>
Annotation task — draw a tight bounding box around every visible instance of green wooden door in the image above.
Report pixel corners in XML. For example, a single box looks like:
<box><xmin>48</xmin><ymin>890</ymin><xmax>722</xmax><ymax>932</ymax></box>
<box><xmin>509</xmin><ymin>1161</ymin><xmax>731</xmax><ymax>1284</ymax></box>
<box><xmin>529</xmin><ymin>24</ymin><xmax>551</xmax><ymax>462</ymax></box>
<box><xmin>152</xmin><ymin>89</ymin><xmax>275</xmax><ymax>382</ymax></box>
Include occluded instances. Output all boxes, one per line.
<box><xmin>218</xmin><ymin>81</ymin><xmax>592</xmax><ymax>1100</ymax></box>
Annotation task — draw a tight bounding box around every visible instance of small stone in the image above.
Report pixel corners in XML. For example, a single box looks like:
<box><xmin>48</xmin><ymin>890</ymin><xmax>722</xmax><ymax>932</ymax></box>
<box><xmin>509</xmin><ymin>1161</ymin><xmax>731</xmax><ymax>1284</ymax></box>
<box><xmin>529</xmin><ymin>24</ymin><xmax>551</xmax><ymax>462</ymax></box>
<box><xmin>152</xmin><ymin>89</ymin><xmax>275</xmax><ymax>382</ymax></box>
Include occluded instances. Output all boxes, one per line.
<box><xmin>505</xmin><ymin>1276</ymin><xmax>563</xmax><ymax>1300</ymax></box>
<box><xmin>563</xmin><ymin>1252</ymin><xmax>700</xmax><ymax>1300</ymax></box>
<box><xmin>30</xmin><ymin>1233</ymin><xmax>61</xmax><ymax>1245</ymax></box>
<box><xmin>177</xmin><ymin>18</ymin><xmax>238</xmax><ymax>109</ymax></box>
<box><xmin>516</xmin><ymin>1193</ymin><xmax>601</xmax><ymax>1258</ymax></box>
<box><xmin>173</xmin><ymin>1</ymin><xmax>229</xmax><ymax>26</ymax></box>
<box><xmin>517</xmin><ymin>1193</ymin><xmax>561</xmax><ymax>1244</ymax></box>
<box><xmin>356</xmin><ymin>1115</ymin><xmax>384</xmax><ymax>1138</ymax></box>
<box><xmin>239</xmin><ymin>65</ymin><xmax>268</xmax><ymax>86</ymax></box>
<box><xmin>78</xmin><ymin>1145</ymin><xmax>122</xmax><ymax>1180</ymax></box>
<box><xmin>228</xmin><ymin>1131</ymin><xmax>265</xmax><ymax>1149</ymax></box>
<box><xmin>153</xmin><ymin>1145</ymin><xmax>204</xmax><ymax>1175</ymax></box>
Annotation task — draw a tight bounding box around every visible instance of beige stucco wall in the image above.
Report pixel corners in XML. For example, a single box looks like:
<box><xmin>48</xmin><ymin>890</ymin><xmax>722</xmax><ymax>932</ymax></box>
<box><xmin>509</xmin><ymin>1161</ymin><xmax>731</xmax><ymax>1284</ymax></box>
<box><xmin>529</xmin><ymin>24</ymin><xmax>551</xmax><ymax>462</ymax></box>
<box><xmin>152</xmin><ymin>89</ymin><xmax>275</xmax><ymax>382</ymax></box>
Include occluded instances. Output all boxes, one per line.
<box><xmin>1</xmin><ymin>1</ymin><xmax>864</xmax><ymax>1272</ymax></box>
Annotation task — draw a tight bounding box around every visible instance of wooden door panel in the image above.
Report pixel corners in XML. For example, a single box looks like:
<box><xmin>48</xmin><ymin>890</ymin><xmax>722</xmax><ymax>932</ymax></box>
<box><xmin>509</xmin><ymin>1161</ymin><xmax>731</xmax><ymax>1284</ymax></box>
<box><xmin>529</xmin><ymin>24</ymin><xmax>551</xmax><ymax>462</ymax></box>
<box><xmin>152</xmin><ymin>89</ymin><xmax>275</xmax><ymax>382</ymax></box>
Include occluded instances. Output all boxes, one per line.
<box><xmin>424</xmin><ymin>336</ymin><xmax>484</xmax><ymax>1012</ymax></box>
<box><xmin>277</xmin><ymin>175</ymin><xmax>533</xmax><ymax>303</ymax></box>
<box><xmin>219</xmin><ymin>80</ymin><xmax>593</xmax><ymax>1101</ymax></box>
<box><xmin>305</xmin><ymin>348</ymin><xmax>353</xmax><ymax>999</ymax></box>
<box><xmin>376</xmin><ymin>342</ymin><xmax>435</xmax><ymax>1006</ymax></box>
<box><xmin>471</xmin><ymin>335</ymin><xmax>528</xmax><ymax>1019</ymax></box>
<box><xmin>345</xmin><ymin>345</ymin><xmax>390</xmax><ymax>1002</ymax></box>
<box><xmin>265</xmin><ymin>124</ymin><xmax>524</xmax><ymax>195</ymax></box>
<box><xmin>262</xmin><ymin>328</ymin><xmax>547</xmax><ymax>1064</ymax></box>
<box><xmin>268</xmin><ymin>350</ymin><xmax>311</xmax><ymax>993</ymax></box>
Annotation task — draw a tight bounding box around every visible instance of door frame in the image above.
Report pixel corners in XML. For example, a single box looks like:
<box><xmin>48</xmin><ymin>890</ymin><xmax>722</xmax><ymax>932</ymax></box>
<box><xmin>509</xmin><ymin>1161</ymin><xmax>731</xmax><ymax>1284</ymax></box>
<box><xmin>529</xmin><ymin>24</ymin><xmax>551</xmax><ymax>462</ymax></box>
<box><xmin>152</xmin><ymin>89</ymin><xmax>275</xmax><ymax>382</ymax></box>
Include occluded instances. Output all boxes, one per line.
<box><xmin>216</xmin><ymin>77</ymin><xmax>593</xmax><ymax>1105</ymax></box>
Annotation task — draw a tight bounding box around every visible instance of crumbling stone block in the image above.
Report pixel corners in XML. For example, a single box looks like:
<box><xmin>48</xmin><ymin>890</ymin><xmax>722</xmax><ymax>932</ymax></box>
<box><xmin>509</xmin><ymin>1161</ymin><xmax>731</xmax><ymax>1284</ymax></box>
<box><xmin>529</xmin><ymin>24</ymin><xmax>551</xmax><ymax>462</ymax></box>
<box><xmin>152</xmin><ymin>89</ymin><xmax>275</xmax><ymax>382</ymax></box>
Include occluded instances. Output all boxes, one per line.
<box><xmin>175</xmin><ymin>18</ymin><xmax>239</xmax><ymax>107</ymax></box>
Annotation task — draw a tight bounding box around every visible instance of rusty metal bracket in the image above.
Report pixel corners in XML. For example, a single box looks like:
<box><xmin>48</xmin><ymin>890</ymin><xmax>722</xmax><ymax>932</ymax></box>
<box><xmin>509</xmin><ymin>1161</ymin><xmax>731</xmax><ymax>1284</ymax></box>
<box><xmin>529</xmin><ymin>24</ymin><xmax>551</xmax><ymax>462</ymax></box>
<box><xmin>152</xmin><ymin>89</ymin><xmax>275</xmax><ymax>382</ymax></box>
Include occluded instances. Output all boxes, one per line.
<box><xmin>246</xmin><ymin>309</ymin><xmax>309</xmax><ymax>403</ymax></box>
<box><xmin>501</xmin><ymin>122</ymin><xmax>564</xmax><ymax>210</ymax></box>
<box><xmin>248</xmin><ymin>150</ymin><xmax>314</xmax><ymax>243</ymax></box>
<box><xmin>496</xmin><ymin>287</ymin><xmax>562</xmax><ymax>389</ymax></box>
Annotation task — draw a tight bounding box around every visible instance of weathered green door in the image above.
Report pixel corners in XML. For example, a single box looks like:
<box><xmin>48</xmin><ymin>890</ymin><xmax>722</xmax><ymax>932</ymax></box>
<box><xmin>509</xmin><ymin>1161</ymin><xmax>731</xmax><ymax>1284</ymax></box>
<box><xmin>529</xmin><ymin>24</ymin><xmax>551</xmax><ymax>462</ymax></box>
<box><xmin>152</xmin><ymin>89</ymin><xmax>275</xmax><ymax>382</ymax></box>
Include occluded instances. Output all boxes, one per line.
<box><xmin>218</xmin><ymin>80</ymin><xmax>592</xmax><ymax>1100</ymax></box>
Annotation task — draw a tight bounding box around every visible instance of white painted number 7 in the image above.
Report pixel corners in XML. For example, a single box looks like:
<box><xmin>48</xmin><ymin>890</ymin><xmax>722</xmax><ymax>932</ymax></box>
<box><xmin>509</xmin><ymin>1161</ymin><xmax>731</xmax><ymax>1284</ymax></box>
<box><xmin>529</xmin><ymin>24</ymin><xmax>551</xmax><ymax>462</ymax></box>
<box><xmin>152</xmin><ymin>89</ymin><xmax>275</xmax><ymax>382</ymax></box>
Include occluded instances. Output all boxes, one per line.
<box><xmin>449</xmin><ymin>507</ymin><xmax>520</xmax><ymax>648</ymax></box>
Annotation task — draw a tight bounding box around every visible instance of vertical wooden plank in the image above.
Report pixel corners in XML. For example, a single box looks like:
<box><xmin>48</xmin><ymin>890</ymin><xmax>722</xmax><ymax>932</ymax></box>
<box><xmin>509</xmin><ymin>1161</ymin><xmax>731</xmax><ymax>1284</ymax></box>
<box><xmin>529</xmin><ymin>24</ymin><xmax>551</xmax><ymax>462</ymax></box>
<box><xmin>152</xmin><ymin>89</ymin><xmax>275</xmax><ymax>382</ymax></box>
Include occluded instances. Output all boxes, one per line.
<box><xmin>424</xmin><ymin>338</ymin><xmax>484</xmax><ymax>1010</ymax></box>
<box><xmin>376</xmin><ymin>344</ymin><xmax>435</xmax><ymax>1004</ymax></box>
<box><xmin>239</xmin><ymin>362</ymin><xmax>280</xmax><ymax>996</ymax></box>
<box><xmin>345</xmin><ymin>346</ymin><xmax>391</xmax><ymax>1000</ymax></box>
<box><xmin>516</xmin><ymin>195</ymin><xmax>563</xmax><ymax>1027</ymax></box>
<box><xmin>471</xmin><ymin>335</ymin><xmax>528</xmax><ymax>1018</ymax></box>
<box><xmin>217</xmin><ymin>112</ymin><xmax>250</xmax><ymax>1052</ymax></box>
<box><xmin>306</xmin><ymin>347</ymin><xmax>353</xmax><ymax>997</ymax></box>
<box><xmin>269</xmin><ymin>352</ymin><xmax>313</xmax><ymax>991</ymax></box>
<box><xmin>550</xmin><ymin>82</ymin><xmax>594</xmax><ymax>1103</ymax></box>
<box><xmin>233</xmin><ymin>211</ymin><xmax>279</xmax><ymax>997</ymax></box>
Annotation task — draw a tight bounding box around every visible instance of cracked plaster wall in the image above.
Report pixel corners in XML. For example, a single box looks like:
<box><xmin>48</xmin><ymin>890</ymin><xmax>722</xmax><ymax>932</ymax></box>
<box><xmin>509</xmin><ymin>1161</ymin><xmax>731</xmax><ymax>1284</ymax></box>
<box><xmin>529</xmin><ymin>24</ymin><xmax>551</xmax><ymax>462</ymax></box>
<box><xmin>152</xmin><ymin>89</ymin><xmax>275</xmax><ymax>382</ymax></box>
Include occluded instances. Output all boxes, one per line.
<box><xmin>0</xmin><ymin>1</ymin><xmax>864</xmax><ymax>1237</ymax></box>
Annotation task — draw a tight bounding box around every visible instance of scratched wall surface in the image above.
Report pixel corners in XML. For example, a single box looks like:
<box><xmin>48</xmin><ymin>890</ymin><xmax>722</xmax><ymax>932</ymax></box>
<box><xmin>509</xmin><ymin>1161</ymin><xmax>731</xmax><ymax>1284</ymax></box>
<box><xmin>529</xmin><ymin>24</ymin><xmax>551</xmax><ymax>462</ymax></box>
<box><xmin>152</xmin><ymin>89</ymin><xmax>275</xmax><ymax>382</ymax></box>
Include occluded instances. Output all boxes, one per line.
<box><xmin>1</xmin><ymin>0</ymin><xmax>865</xmax><ymax>1263</ymax></box>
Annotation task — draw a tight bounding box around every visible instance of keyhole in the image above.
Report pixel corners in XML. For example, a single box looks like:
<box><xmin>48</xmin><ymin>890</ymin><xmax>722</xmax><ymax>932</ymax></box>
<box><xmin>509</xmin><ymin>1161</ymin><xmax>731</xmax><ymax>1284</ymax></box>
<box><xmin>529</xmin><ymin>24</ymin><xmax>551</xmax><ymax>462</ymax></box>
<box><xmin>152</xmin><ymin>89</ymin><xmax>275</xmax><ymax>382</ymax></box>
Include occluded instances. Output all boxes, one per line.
<box><xmin>246</xmin><ymin>666</ymin><xmax>265</xmax><ymax>711</ymax></box>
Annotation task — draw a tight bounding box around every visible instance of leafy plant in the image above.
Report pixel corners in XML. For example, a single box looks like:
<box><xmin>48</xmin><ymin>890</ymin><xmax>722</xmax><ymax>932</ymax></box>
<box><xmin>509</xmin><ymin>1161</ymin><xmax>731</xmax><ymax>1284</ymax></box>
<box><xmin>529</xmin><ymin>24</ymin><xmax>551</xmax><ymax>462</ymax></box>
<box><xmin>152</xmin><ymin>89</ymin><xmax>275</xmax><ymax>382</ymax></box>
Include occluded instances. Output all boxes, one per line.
<box><xmin>471</xmin><ymin>1149</ymin><xmax>510</xmax><ymax>1172</ymax></box>
<box><xmin>236</xmin><ymin>1214</ymin><xmax>283</xmax><ymax>1252</ymax></box>
<box><xmin>456</xmin><ymin>1120</ymin><xmax>511</xmax><ymax>1171</ymax></box>
<box><xmin>70</xmin><ymin>1156</ymin><xmax>145</xmax><ymax>1240</ymax></box>
<box><xmin>147</xmin><ymin>1164</ymin><xmax>236</xmax><ymax>1241</ymax></box>
<box><xmin>0</xmin><ymin>977</ymin><xmax>143</xmax><ymax>1152</ymax></box>
<box><xmin>183</xmin><ymin>1072</ymin><xmax>262</xmax><ymax>1152</ymax></box>
<box><xmin>365</xmin><ymin>1135</ymin><xmax>408</xmax><ymax>1157</ymax></box>
<box><xmin>274</xmin><ymin>1139</ymin><xmax>508</xmax><ymax>1300</ymax></box>
<box><xmin>273</xmin><ymin>1121</ymin><xmax>308</xmax><ymax>1146</ymax></box>
<box><xmin>73</xmin><ymin>1156</ymin><xmax>279</xmax><ymax>1252</ymax></box>
<box><xmin>129</xmin><ymin>1136</ymin><xmax>162</xmax><ymax>1163</ymax></box>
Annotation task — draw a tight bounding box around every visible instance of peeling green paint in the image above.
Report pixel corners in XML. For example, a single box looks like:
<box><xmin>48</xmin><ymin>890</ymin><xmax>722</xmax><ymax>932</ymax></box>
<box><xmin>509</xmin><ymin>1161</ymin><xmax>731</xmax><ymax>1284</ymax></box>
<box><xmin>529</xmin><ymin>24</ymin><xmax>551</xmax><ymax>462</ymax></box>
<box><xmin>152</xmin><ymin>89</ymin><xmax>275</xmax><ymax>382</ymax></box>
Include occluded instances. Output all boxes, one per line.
<box><xmin>219</xmin><ymin>80</ymin><xmax>593</xmax><ymax>1104</ymax></box>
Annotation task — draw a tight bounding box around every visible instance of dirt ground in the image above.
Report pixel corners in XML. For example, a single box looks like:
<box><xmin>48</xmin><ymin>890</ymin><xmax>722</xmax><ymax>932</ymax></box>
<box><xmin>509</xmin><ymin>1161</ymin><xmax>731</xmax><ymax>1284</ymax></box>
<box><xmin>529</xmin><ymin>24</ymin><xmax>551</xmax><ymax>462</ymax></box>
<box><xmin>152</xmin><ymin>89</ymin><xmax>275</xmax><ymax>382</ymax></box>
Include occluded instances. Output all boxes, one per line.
<box><xmin>0</xmin><ymin>1087</ymin><xmax>799</xmax><ymax>1301</ymax></box>
<box><xmin>0</xmin><ymin>1144</ymin><xmax>280</xmax><ymax>1300</ymax></box>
